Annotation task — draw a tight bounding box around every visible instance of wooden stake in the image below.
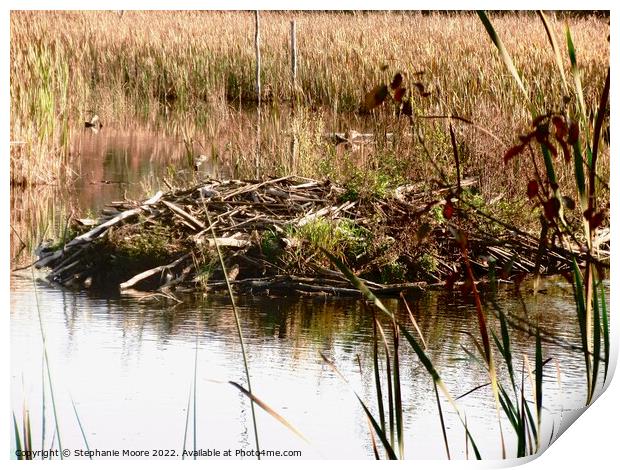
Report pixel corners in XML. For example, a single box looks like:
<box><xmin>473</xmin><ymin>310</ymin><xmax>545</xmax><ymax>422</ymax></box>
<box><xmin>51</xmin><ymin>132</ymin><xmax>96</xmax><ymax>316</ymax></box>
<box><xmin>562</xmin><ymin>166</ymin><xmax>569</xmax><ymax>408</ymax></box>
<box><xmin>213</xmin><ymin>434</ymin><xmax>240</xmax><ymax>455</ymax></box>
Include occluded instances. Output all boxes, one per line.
<box><xmin>290</xmin><ymin>20</ymin><xmax>297</xmax><ymax>98</ymax></box>
<box><xmin>254</xmin><ymin>11</ymin><xmax>261</xmax><ymax>106</ymax></box>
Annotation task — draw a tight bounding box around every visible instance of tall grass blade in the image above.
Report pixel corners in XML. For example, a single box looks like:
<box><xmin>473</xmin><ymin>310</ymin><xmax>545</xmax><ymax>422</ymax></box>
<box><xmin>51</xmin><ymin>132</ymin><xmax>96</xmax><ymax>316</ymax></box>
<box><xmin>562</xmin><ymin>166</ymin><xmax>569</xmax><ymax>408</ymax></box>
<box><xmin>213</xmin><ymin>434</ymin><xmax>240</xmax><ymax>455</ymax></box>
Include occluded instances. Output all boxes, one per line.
<box><xmin>372</xmin><ymin>317</ymin><xmax>386</xmax><ymax>435</ymax></box>
<box><xmin>464</xmin><ymin>413</ymin><xmax>469</xmax><ymax>460</ymax></box>
<box><xmin>192</xmin><ymin>335</ymin><xmax>198</xmax><ymax>460</ymax></box>
<box><xmin>572</xmin><ymin>137</ymin><xmax>588</xmax><ymax>209</ymax></box>
<box><xmin>535</xmin><ymin>328</ymin><xmax>543</xmax><ymax>451</ymax></box>
<box><xmin>229</xmin><ymin>381</ymin><xmax>311</xmax><ymax>445</ymax></box>
<box><xmin>181</xmin><ymin>385</ymin><xmax>191</xmax><ymax>460</ymax></box>
<box><xmin>31</xmin><ymin>268</ymin><xmax>63</xmax><ymax>458</ymax></box>
<box><xmin>477</xmin><ymin>11</ymin><xmax>528</xmax><ymax>101</ymax></box>
<box><xmin>13</xmin><ymin>412</ymin><xmax>25</xmax><ymax>460</ymax></box>
<box><xmin>392</xmin><ymin>322</ymin><xmax>404</xmax><ymax>459</ymax></box>
<box><xmin>434</xmin><ymin>382</ymin><xmax>451</xmax><ymax>459</ymax></box>
<box><xmin>566</xmin><ymin>26</ymin><xmax>588</xmax><ymax>131</ymax></box>
<box><xmin>523</xmin><ymin>353</ymin><xmax>541</xmax><ymax>453</ymax></box>
<box><xmin>201</xmin><ymin>198</ymin><xmax>261</xmax><ymax>458</ymax></box>
<box><xmin>571</xmin><ymin>258</ymin><xmax>592</xmax><ymax>400</ymax></box>
<box><xmin>319</xmin><ymin>354</ymin><xmax>397</xmax><ymax>459</ymax></box>
<box><xmin>357</xmin><ymin>355</ymin><xmax>381</xmax><ymax>460</ymax></box>
<box><xmin>537</xmin><ymin>11</ymin><xmax>568</xmax><ymax>94</ymax></box>
<box><xmin>591</xmin><ymin>282</ymin><xmax>601</xmax><ymax>394</ymax></box>
<box><xmin>590</xmin><ymin>68</ymin><xmax>610</xmax><ymax>201</ymax></box>
<box><xmin>399</xmin><ymin>327</ymin><xmax>482</xmax><ymax>459</ymax></box>
<box><xmin>400</xmin><ymin>292</ymin><xmax>428</xmax><ymax>349</ymax></box>
<box><xmin>375</xmin><ymin>320</ymin><xmax>395</xmax><ymax>447</ymax></box>
<box><xmin>71</xmin><ymin>399</ymin><xmax>91</xmax><ymax>458</ymax></box>
<box><xmin>458</xmin><ymin>234</ymin><xmax>505</xmax><ymax>457</ymax></box>
<box><xmin>520</xmin><ymin>362</ymin><xmax>530</xmax><ymax>454</ymax></box>
<box><xmin>497</xmin><ymin>308</ymin><xmax>515</xmax><ymax>390</ymax></box>
<box><xmin>497</xmin><ymin>385</ymin><xmax>524</xmax><ymax>456</ymax></box>
<box><xmin>599</xmin><ymin>282</ymin><xmax>610</xmax><ymax>384</ymax></box>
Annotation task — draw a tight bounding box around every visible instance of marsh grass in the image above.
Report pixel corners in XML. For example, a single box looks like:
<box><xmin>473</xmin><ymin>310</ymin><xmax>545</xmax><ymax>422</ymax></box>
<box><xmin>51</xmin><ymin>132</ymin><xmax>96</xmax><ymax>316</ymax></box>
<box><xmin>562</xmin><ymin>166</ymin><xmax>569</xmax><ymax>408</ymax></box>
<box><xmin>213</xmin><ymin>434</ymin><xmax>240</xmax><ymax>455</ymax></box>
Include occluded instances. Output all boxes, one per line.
<box><xmin>10</xmin><ymin>11</ymin><xmax>609</xmax><ymax>216</ymax></box>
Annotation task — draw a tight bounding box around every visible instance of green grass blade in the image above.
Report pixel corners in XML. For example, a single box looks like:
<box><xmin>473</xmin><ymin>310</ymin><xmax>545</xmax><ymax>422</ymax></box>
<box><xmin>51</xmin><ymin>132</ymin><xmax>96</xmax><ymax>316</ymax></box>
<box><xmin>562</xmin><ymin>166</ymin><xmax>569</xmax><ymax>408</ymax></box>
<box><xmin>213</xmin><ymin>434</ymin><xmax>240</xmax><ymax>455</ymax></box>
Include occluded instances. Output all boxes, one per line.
<box><xmin>498</xmin><ymin>385</ymin><xmax>518</xmax><ymax>431</ymax></box>
<box><xmin>71</xmin><ymin>399</ymin><xmax>91</xmax><ymax>459</ymax></box>
<box><xmin>497</xmin><ymin>308</ymin><xmax>515</xmax><ymax>390</ymax></box>
<box><xmin>573</xmin><ymin>139</ymin><xmax>587</xmax><ymax>208</ymax></box>
<box><xmin>357</xmin><ymin>397</ymin><xmax>398</xmax><ymax>460</ymax></box>
<box><xmin>13</xmin><ymin>412</ymin><xmax>24</xmax><ymax>460</ymax></box>
<box><xmin>535</xmin><ymin>328</ymin><xmax>543</xmax><ymax>450</ymax></box>
<box><xmin>375</xmin><ymin>321</ymin><xmax>395</xmax><ymax>447</ymax></box>
<box><xmin>434</xmin><ymin>382</ymin><xmax>451</xmax><ymax>459</ymax></box>
<box><xmin>202</xmin><ymin>199</ymin><xmax>261</xmax><ymax>458</ymax></box>
<box><xmin>541</xmin><ymin>143</ymin><xmax>559</xmax><ymax>188</ymax></box>
<box><xmin>566</xmin><ymin>26</ymin><xmax>588</xmax><ymax>131</ymax></box>
<box><xmin>356</xmin><ymin>355</ymin><xmax>381</xmax><ymax>460</ymax></box>
<box><xmin>477</xmin><ymin>11</ymin><xmax>528</xmax><ymax>101</ymax></box>
<box><xmin>537</xmin><ymin>11</ymin><xmax>568</xmax><ymax>94</ymax></box>
<box><xmin>571</xmin><ymin>258</ymin><xmax>592</xmax><ymax>395</ymax></box>
<box><xmin>400</xmin><ymin>327</ymin><xmax>482</xmax><ymax>459</ymax></box>
<box><xmin>192</xmin><ymin>335</ymin><xmax>198</xmax><ymax>460</ymax></box>
<box><xmin>324</xmin><ymin>246</ymin><xmax>481</xmax><ymax>459</ymax></box>
<box><xmin>320</xmin><ymin>247</ymin><xmax>395</xmax><ymax>321</ymax></box>
<box><xmin>319</xmin><ymin>354</ymin><xmax>397</xmax><ymax>459</ymax></box>
<box><xmin>497</xmin><ymin>386</ymin><xmax>524</xmax><ymax>456</ymax></box>
<box><xmin>599</xmin><ymin>282</ymin><xmax>610</xmax><ymax>384</ymax></box>
<box><xmin>229</xmin><ymin>381</ymin><xmax>311</xmax><ymax>445</ymax></box>
<box><xmin>31</xmin><ymin>268</ymin><xmax>63</xmax><ymax>458</ymax></box>
<box><xmin>522</xmin><ymin>393</ymin><xmax>538</xmax><ymax>450</ymax></box>
<box><xmin>400</xmin><ymin>293</ymin><xmax>428</xmax><ymax>349</ymax></box>
<box><xmin>372</xmin><ymin>318</ymin><xmax>386</xmax><ymax>435</ymax></box>
<box><xmin>181</xmin><ymin>385</ymin><xmax>191</xmax><ymax>460</ymax></box>
<box><xmin>356</xmin><ymin>354</ymin><xmax>385</xmax><ymax>460</ymax></box>
<box><xmin>590</xmin><ymin>68</ymin><xmax>610</xmax><ymax>198</ymax></box>
<box><xmin>591</xmin><ymin>282</ymin><xmax>601</xmax><ymax>394</ymax></box>
<box><xmin>392</xmin><ymin>323</ymin><xmax>404</xmax><ymax>459</ymax></box>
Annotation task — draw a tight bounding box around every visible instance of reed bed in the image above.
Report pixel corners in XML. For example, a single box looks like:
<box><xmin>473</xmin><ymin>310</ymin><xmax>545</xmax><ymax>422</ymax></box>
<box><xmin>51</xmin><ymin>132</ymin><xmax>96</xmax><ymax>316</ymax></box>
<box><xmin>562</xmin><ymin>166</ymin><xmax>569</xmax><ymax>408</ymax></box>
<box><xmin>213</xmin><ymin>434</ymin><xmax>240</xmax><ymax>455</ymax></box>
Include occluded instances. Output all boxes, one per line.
<box><xmin>10</xmin><ymin>11</ymin><xmax>609</xmax><ymax>200</ymax></box>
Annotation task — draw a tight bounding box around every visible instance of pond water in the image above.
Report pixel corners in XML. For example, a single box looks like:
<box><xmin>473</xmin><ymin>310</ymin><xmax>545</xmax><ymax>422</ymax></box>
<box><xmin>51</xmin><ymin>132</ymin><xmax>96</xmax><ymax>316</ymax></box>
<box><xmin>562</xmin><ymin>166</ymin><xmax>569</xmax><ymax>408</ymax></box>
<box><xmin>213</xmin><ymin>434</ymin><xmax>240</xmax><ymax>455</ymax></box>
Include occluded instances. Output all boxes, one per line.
<box><xmin>10</xmin><ymin>272</ymin><xmax>595</xmax><ymax>460</ymax></box>
<box><xmin>9</xmin><ymin>120</ymin><xmax>605</xmax><ymax>460</ymax></box>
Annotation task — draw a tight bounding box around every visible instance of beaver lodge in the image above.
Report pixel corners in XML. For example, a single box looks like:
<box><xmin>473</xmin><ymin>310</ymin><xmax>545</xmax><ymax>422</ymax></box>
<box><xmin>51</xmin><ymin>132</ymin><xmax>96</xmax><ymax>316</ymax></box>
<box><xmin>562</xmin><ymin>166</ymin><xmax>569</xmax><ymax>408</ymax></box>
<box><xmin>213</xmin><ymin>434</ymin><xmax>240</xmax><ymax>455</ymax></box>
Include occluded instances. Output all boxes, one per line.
<box><xmin>33</xmin><ymin>175</ymin><xmax>593</xmax><ymax>297</ymax></box>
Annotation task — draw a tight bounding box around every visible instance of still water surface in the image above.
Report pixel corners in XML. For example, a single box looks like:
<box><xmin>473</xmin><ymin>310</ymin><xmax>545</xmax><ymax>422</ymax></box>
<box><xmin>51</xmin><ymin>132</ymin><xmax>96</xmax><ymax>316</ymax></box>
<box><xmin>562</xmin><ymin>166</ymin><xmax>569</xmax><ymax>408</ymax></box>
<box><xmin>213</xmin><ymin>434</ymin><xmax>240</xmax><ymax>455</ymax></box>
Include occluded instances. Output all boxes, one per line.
<box><xmin>9</xmin><ymin>120</ymin><xmax>600</xmax><ymax>460</ymax></box>
<box><xmin>11</xmin><ymin>272</ymin><xmax>592</xmax><ymax>459</ymax></box>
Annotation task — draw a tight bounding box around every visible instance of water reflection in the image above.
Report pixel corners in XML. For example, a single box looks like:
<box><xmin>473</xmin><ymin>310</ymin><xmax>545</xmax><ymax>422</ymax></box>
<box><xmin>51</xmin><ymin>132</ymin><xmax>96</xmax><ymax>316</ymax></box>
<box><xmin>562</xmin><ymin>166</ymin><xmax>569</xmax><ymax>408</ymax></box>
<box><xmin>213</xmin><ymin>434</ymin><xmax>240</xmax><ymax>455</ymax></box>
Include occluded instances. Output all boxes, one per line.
<box><xmin>11</xmin><ymin>273</ymin><xmax>594</xmax><ymax>459</ymax></box>
<box><xmin>9</xmin><ymin>106</ymin><xmax>606</xmax><ymax>459</ymax></box>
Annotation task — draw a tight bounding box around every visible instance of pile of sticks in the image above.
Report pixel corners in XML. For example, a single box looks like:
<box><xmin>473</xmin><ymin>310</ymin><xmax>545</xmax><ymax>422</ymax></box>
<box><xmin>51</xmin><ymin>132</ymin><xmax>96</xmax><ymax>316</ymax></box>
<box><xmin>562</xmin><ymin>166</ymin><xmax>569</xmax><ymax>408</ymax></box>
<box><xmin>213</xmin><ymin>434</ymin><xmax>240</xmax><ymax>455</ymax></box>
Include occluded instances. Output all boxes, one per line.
<box><xmin>33</xmin><ymin>175</ymin><xmax>593</xmax><ymax>297</ymax></box>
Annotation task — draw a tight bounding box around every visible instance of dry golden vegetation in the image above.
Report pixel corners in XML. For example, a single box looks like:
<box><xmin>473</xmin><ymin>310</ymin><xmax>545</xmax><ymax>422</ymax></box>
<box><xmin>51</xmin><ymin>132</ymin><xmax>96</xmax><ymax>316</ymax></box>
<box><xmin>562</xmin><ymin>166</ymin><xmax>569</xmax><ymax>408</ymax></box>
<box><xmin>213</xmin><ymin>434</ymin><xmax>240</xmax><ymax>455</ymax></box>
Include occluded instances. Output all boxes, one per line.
<box><xmin>10</xmin><ymin>10</ymin><xmax>609</xmax><ymax>218</ymax></box>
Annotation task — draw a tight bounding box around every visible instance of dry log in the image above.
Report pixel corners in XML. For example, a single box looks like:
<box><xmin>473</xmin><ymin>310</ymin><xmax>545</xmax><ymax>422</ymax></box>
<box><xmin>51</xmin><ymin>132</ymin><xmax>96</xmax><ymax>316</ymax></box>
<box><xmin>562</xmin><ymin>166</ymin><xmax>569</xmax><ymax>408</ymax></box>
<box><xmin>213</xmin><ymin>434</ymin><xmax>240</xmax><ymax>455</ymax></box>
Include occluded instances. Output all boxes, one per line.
<box><xmin>120</xmin><ymin>254</ymin><xmax>191</xmax><ymax>290</ymax></box>
<box><xmin>162</xmin><ymin>200</ymin><xmax>205</xmax><ymax>230</ymax></box>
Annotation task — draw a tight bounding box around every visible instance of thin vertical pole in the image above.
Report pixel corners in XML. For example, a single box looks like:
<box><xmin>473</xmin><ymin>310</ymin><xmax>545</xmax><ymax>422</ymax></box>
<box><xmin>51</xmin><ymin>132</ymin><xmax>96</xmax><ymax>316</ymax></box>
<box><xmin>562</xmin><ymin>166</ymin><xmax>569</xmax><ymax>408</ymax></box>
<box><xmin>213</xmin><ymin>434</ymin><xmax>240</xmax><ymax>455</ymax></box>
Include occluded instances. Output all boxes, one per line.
<box><xmin>290</xmin><ymin>20</ymin><xmax>297</xmax><ymax>99</ymax></box>
<box><xmin>254</xmin><ymin>11</ymin><xmax>261</xmax><ymax>106</ymax></box>
<box><xmin>290</xmin><ymin>19</ymin><xmax>298</xmax><ymax>173</ymax></box>
<box><xmin>254</xmin><ymin>10</ymin><xmax>261</xmax><ymax>179</ymax></box>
